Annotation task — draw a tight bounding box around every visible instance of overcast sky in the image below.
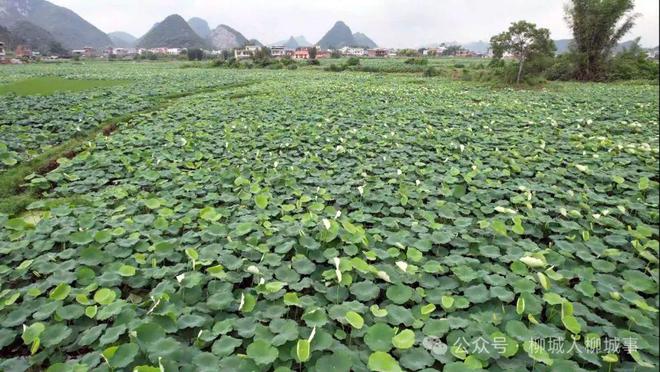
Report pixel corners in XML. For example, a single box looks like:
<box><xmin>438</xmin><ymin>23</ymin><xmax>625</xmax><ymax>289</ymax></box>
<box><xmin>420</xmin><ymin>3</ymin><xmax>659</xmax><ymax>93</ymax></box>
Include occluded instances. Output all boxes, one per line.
<box><xmin>50</xmin><ymin>0</ymin><xmax>660</xmax><ymax>47</ymax></box>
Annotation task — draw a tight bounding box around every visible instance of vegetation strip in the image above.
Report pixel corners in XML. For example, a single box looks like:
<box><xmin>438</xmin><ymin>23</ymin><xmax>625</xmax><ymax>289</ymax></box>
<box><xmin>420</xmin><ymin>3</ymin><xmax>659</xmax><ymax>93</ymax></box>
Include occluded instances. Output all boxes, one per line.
<box><xmin>0</xmin><ymin>81</ymin><xmax>254</xmax><ymax>215</ymax></box>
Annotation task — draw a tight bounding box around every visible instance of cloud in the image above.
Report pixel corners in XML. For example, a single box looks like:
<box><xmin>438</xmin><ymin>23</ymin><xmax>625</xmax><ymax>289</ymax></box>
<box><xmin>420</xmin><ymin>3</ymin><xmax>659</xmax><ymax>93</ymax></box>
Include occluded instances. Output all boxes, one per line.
<box><xmin>51</xmin><ymin>0</ymin><xmax>660</xmax><ymax>47</ymax></box>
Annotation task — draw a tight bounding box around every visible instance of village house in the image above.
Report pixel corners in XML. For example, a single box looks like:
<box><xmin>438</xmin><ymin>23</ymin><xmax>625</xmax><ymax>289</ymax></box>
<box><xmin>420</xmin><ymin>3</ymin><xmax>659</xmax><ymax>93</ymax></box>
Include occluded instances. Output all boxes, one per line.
<box><xmin>234</xmin><ymin>45</ymin><xmax>260</xmax><ymax>59</ymax></box>
<box><xmin>339</xmin><ymin>46</ymin><xmax>367</xmax><ymax>57</ymax></box>
<box><xmin>166</xmin><ymin>48</ymin><xmax>183</xmax><ymax>56</ymax></box>
<box><xmin>104</xmin><ymin>47</ymin><xmax>131</xmax><ymax>58</ymax></box>
<box><xmin>83</xmin><ymin>47</ymin><xmax>96</xmax><ymax>58</ymax></box>
<box><xmin>15</xmin><ymin>45</ymin><xmax>33</xmax><ymax>58</ymax></box>
<box><xmin>270</xmin><ymin>46</ymin><xmax>286</xmax><ymax>58</ymax></box>
<box><xmin>0</xmin><ymin>41</ymin><xmax>6</xmax><ymax>61</ymax></box>
<box><xmin>316</xmin><ymin>49</ymin><xmax>331</xmax><ymax>59</ymax></box>
<box><xmin>367</xmin><ymin>48</ymin><xmax>388</xmax><ymax>58</ymax></box>
<box><xmin>293</xmin><ymin>47</ymin><xmax>310</xmax><ymax>60</ymax></box>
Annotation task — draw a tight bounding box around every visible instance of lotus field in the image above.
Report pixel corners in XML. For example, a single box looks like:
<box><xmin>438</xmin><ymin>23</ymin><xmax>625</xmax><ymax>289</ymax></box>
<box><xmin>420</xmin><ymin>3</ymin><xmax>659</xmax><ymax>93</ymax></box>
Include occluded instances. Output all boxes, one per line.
<box><xmin>0</xmin><ymin>63</ymin><xmax>658</xmax><ymax>372</ymax></box>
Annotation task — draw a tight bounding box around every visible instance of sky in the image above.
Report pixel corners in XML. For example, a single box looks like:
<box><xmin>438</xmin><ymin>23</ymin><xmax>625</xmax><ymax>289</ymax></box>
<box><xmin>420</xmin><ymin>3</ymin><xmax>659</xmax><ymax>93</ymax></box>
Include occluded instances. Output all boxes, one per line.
<box><xmin>49</xmin><ymin>0</ymin><xmax>660</xmax><ymax>48</ymax></box>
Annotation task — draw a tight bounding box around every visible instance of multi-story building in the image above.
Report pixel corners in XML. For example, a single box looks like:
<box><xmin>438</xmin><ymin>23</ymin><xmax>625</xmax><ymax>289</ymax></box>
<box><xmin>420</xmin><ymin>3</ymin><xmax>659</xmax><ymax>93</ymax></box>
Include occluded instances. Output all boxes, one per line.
<box><xmin>270</xmin><ymin>46</ymin><xmax>286</xmax><ymax>58</ymax></box>
<box><xmin>235</xmin><ymin>45</ymin><xmax>260</xmax><ymax>59</ymax></box>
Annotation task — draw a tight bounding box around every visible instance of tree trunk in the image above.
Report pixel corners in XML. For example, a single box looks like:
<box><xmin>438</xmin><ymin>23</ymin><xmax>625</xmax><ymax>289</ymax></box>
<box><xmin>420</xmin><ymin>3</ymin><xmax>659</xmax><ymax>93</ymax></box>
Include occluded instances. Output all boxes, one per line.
<box><xmin>516</xmin><ymin>56</ymin><xmax>525</xmax><ymax>84</ymax></box>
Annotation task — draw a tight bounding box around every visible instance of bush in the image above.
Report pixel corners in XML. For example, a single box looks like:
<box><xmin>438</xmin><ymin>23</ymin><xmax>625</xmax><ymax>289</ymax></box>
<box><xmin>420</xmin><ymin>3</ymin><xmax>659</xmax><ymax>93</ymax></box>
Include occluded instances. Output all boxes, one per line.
<box><xmin>453</xmin><ymin>63</ymin><xmax>466</xmax><ymax>68</ymax></box>
<box><xmin>423</xmin><ymin>67</ymin><xmax>440</xmax><ymax>77</ymax></box>
<box><xmin>405</xmin><ymin>58</ymin><xmax>429</xmax><ymax>66</ymax></box>
<box><xmin>287</xmin><ymin>64</ymin><xmax>298</xmax><ymax>70</ymax></box>
<box><xmin>325</xmin><ymin>64</ymin><xmax>346</xmax><ymax>72</ymax></box>
<box><xmin>187</xmin><ymin>48</ymin><xmax>204</xmax><ymax>61</ymax></box>
<box><xmin>307</xmin><ymin>59</ymin><xmax>320</xmax><ymax>66</ymax></box>
<box><xmin>607</xmin><ymin>48</ymin><xmax>659</xmax><ymax>81</ymax></box>
<box><xmin>545</xmin><ymin>54</ymin><xmax>577</xmax><ymax>81</ymax></box>
<box><xmin>345</xmin><ymin>57</ymin><xmax>361</xmax><ymax>66</ymax></box>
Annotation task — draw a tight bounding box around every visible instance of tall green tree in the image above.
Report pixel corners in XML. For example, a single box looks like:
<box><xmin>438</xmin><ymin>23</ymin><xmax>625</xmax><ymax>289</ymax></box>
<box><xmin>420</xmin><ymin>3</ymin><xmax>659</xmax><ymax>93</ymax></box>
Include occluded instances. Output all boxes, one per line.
<box><xmin>565</xmin><ymin>0</ymin><xmax>638</xmax><ymax>80</ymax></box>
<box><xmin>490</xmin><ymin>21</ymin><xmax>555</xmax><ymax>84</ymax></box>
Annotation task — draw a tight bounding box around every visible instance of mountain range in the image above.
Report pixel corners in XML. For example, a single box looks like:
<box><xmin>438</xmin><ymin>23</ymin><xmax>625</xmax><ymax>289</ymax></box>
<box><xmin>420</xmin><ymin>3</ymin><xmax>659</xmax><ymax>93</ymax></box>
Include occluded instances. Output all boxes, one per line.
<box><xmin>317</xmin><ymin>21</ymin><xmax>378</xmax><ymax>49</ymax></box>
<box><xmin>0</xmin><ymin>0</ymin><xmax>111</xmax><ymax>49</ymax></box>
<box><xmin>136</xmin><ymin>14</ymin><xmax>207</xmax><ymax>49</ymax></box>
<box><xmin>108</xmin><ymin>31</ymin><xmax>136</xmax><ymax>48</ymax></box>
<box><xmin>271</xmin><ymin>35</ymin><xmax>312</xmax><ymax>49</ymax></box>
<box><xmin>3</xmin><ymin>0</ymin><xmax>651</xmax><ymax>55</ymax></box>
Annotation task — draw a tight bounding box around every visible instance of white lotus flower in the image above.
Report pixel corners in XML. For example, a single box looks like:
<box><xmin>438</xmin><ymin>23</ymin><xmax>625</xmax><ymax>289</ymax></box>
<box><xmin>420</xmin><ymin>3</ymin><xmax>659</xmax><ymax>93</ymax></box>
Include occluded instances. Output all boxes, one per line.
<box><xmin>176</xmin><ymin>274</ymin><xmax>185</xmax><ymax>283</ymax></box>
<box><xmin>335</xmin><ymin>210</ymin><xmax>342</xmax><ymax>219</ymax></box>
<box><xmin>396</xmin><ymin>261</ymin><xmax>408</xmax><ymax>273</ymax></box>
<box><xmin>495</xmin><ymin>206</ymin><xmax>516</xmax><ymax>214</ymax></box>
<box><xmin>333</xmin><ymin>257</ymin><xmax>342</xmax><ymax>282</ymax></box>
<box><xmin>308</xmin><ymin>326</ymin><xmax>317</xmax><ymax>342</ymax></box>
<box><xmin>246</xmin><ymin>265</ymin><xmax>260</xmax><ymax>275</ymax></box>
<box><xmin>519</xmin><ymin>256</ymin><xmax>546</xmax><ymax>268</ymax></box>
<box><xmin>575</xmin><ymin>164</ymin><xmax>588</xmax><ymax>172</ymax></box>
<box><xmin>377</xmin><ymin>271</ymin><xmax>391</xmax><ymax>283</ymax></box>
<box><xmin>238</xmin><ymin>293</ymin><xmax>245</xmax><ymax>311</ymax></box>
<box><xmin>322</xmin><ymin>218</ymin><xmax>332</xmax><ymax>230</ymax></box>
<box><xmin>358</xmin><ymin>186</ymin><xmax>364</xmax><ymax>196</ymax></box>
<box><xmin>397</xmin><ymin>169</ymin><xmax>402</xmax><ymax>176</ymax></box>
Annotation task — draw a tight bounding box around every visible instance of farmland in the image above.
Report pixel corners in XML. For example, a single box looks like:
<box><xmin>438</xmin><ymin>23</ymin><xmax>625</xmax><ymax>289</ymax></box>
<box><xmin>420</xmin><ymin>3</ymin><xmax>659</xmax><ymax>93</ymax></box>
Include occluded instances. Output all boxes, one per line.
<box><xmin>0</xmin><ymin>62</ymin><xmax>658</xmax><ymax>371</ymax></box>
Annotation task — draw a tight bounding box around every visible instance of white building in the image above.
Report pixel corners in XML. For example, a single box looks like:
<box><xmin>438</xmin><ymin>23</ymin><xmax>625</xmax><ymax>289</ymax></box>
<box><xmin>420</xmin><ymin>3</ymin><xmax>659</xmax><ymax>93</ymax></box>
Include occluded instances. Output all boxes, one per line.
<box><xmin>270</xmin><ymin>46</ymin><xmax>286</xmax><ymax>58</ymax></box>
<box><xmin>339</xmin><ymin>46</ymin><xmax>367</xmax><ymax>56</ymax></box>
<box><xmin>0</xmin><ymin>42</ymin><xmax>5</xmax><ymax>61</ymax></box>
<box><xmin>234</xmin><ymin>45</ymin><xmax>260</xmax><ymax>59</ymax></box>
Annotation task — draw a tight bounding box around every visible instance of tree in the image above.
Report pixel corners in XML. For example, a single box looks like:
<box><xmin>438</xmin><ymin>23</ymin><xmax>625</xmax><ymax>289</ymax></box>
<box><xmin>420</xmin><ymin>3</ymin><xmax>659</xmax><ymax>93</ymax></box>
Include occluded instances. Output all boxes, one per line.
<box><xmin>442</xmin><ymin>45</ymin><xmax>463</xmax><ymax>56</ymax></box>
<box><xmin>309</xmin><ymin>46</ymin><xmax>318</xmax><ymax>60</ymax></box>
<box><xmin>187</xmin><ymin>48</ymin><xmax>204</xmax><ymax>61</ymax></box>
<box><xmin>607</xmin><ymin>37</ymin><xmax>659</xmax><ymax>80</ymax></box>
<box><xmin>565</xmin><ymin>0</ymin><xmax>638</xmax><ymax>80</ymax></box>
<box><xmin>490</xmin><ymin>21</ymin><xmax>555</xmax><ymax>84</ymax></box>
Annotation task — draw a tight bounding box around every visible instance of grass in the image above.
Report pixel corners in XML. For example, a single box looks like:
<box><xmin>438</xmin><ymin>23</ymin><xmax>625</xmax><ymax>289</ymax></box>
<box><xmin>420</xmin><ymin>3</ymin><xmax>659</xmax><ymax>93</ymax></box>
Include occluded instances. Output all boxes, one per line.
<box><xmin>0</xmin><ymin>76</ymin><xmax>125</xmax><ymax>96</ymax></box>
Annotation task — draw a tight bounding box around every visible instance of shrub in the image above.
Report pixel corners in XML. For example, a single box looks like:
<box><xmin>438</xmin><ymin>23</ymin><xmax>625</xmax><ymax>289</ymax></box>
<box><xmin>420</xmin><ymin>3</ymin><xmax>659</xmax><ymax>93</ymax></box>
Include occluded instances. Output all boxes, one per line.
<box><xmin>307</xmin><ymin>59</ymin><xmax>320</xmax><ymax>66</ymax></box>
<box><xmin>287</xmin><ymin>64</ymin><xmax>298</xmax><ymax>70</ymax></box>
<box><xmin>545</xmin><ymin>54</ymin><xmax>577</xmax><ymax>81</ymax></box>
<box><xmin>423</xmin><ymin>67</ymin><xmax>440</xmax><ymax>77</ymax></box>
<box><xmin>345</xmin><ymin>57</ymin><xmax>361</xmax><ymax>66</ymax></box>
<box><xmin>607</xmin><ymin>46</ymin><xmax>659</xmax><ymax>81</ymax></box>
<box><xmin>405</xmin><ymin>58</ymin><xmax>429</xmax><ymax>65</ymax></box>
<box><xmin>325</xmin><ymin>64</ymin><xmax>346</xmax><ymax>72</ymax></box>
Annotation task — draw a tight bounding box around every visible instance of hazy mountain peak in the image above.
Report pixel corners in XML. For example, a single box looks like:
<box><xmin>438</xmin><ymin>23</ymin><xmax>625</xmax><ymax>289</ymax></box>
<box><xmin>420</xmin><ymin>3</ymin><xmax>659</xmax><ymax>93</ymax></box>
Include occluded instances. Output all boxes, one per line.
<box><xmin>188</xmin><ymin>17</ymin><xmax>211</xmax><ymax>39</ymax></box>
<box><xmin>208</xmin><ymin>24</ymin><xmax>248</xmax><ymax>49</ymax></box>
<box><xmin>0</xmin><ymin>0</ymin><xmax>112</xmax><ymax>49</ymax></box>
<box><xmin>108</xmin><ymin>31</ymin><xmax>136</xmax><ymax>48</ymax></box>
<box><xmin>317</xmin><ymin>21</ymin><xmax>376</xmax><ymax>49</ymax></box>
<box><xmin>136</xmin><ymin>14</ymin><xmax>208</xmax><ymax>49</ymax></box>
